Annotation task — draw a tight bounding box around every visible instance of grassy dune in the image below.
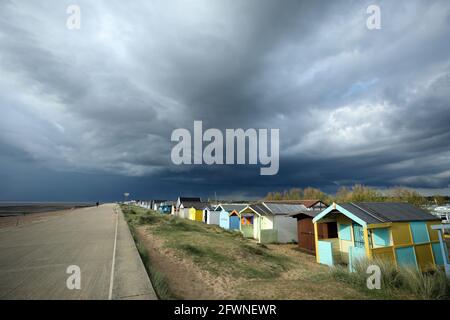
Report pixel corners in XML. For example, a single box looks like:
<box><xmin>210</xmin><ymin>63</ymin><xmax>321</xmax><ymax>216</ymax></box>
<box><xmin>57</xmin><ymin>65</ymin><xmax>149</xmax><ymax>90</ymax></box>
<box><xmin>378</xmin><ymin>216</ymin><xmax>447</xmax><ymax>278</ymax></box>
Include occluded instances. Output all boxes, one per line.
<box><xmin>123</xmin><ymin>205</ymin><xmax>291</xmax><ymax>280</ymax></box>
<box><xmin>121</xmin><ymin>205</ymin><xmax>449</xmax><ymax>300</ymax></box>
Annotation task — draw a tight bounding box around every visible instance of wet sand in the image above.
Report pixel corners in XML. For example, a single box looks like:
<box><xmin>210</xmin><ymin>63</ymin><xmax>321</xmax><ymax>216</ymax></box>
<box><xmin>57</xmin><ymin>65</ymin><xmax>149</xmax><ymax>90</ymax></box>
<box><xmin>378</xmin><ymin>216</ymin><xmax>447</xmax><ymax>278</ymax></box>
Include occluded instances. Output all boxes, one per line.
<box><xmin>0</xmin><ymin>202</ymin><xmax>94</xmax><ymax>216</ymax></box>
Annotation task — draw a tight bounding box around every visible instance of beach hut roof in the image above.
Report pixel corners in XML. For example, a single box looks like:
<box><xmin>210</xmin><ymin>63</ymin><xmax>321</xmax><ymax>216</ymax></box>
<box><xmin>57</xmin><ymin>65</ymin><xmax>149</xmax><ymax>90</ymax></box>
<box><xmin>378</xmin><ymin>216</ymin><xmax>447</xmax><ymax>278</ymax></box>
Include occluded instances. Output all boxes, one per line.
<box><xmin>249</xmin><ymin>203</ymin><xmax>272</xmax><ymax>215</ymax></box>
<box><xmin>185</xmin><ymin>202</ymin><xmax>211</xmax><ymax>210</ymax></box>
<box><xmin>202</xmin><ymin>203</ymin><xmax>213</xmax><ymax>210</ymax></box>
<box><xmin>299</xmin><ymin>199</ymin><xmax>327</xmax><ymax>208</ymax></box>
<box><xmin>313</xmin><ymin>202</ymin><xmax>440</xmax><ymax>225</ymax></box>
<box><xmin>218</xmin><ymin>204</ymin><xmax>247</xmax><ymax>212</ymax></box>
<box><xmin>265</xmin><ymin>199</ymin><xmax>327</xmax><ymax>208</ymax></box>
<box><xmin>263</xmin><ymin>202</ymin><xmax>309</xmax><ymax>215</ymax></box>
<box><xmin>179</xmin><ymin>197</ymin><xmax>201</xmax><ymax>203</ymax></box>
<box><xmin>289</xmin><ymin>210</ymin><xmax>320</xmax><ymax>219</ymax></box>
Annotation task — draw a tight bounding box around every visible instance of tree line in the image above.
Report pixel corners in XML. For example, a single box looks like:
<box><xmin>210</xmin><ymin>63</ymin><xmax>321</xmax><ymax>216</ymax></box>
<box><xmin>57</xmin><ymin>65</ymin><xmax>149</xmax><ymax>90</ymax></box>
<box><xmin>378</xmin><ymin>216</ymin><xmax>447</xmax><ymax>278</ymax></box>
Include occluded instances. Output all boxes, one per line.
<box><xmin>264</xmin><ymin>185</ymin><xmax>449</xmax><ymax>207</ymax></box>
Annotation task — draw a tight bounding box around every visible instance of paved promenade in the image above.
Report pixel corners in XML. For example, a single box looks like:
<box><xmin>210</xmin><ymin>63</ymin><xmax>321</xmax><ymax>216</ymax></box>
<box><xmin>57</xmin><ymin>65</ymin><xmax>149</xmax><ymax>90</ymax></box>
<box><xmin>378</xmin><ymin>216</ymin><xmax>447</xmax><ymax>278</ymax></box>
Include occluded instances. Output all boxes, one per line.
<box><xmin>0</xmin><ymin>204</ymin><xmax>156</xmax><ymax>300</ymax></box>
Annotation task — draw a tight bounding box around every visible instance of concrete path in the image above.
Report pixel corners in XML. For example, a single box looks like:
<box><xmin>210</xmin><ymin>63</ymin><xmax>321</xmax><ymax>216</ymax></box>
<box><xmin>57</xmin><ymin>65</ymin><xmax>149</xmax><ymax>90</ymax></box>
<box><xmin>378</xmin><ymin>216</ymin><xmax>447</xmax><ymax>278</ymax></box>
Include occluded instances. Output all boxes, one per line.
<box><xmin>0</xmin><ymin>204</ymin><xmax>157</xmax><ymax>300</ymax></box>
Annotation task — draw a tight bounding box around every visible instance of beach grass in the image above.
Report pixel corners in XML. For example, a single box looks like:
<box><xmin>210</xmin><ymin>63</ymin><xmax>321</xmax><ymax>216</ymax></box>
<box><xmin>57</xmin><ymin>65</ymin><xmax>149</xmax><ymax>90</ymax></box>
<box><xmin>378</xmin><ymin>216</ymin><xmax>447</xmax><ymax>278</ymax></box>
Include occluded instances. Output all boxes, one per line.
<box><xmin>121</xmin><ymin>205</ymin><xmax>449</xmax><ymax>300</ymax></box>
<box><xmin>330</xmin><ymin>257</ymin><xmax>450</xmax><ymax>299</ymax></box>
<box><xmin>123</xmin><ymin>205</ymin><xmax>291</xmax><ymax>279</ymax></box>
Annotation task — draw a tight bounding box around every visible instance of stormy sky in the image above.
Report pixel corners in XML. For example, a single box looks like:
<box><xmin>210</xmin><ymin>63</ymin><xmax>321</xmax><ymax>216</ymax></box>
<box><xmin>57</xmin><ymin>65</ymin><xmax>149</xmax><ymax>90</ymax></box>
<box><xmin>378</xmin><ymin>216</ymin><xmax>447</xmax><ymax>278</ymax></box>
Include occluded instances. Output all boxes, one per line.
<box><xmin>1</xmin><ymin>0</ymin><xmax>450</xmax><ymax>201</ymax></box>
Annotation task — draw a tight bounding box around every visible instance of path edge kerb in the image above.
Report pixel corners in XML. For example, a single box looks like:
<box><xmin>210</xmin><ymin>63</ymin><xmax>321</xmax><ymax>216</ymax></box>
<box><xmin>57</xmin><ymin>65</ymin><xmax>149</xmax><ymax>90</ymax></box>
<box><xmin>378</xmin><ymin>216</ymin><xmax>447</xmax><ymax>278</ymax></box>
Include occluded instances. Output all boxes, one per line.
<box><xmin>112</xmin><ymin>205</ymin><xmax>158</xmax><ymax>300</ymax></box>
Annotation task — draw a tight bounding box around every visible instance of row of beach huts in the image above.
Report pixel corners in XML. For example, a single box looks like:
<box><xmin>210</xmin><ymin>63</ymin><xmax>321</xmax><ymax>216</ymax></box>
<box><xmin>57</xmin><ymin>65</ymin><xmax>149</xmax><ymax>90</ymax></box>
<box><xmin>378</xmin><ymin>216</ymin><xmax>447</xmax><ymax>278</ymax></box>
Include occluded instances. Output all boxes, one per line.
<box><xmin>135</xmin><ymin>197</ymin><xmax>450</xmax><ymax>275</ymax></box>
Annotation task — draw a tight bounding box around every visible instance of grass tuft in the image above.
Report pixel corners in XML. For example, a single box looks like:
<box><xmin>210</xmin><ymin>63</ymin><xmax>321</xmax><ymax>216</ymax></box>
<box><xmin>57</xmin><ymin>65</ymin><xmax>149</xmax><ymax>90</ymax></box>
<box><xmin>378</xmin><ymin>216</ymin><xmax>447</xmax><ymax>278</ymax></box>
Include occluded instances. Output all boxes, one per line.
<box><xmin>402</xmin><ymin>268</ymin><xmax>450</xmax><ymax>300</ymax></box>
<box><xmin>242</xmin><ymin>244</ymin><xmax>266</xmax><ymax>256</ymax></box>
<box><xmin>137</xmin><ymin>214</ymin><xmax>160</xmax><ymax>225</ymax></box>
<box><xmin>135</xmin><ymin>238</ymin><xmax>173</xmax><ymax>299</ymax></box>
<box><xmin>177</xmin><ymin>244</ymin><xmax>205</xmax><ymax>256</ymax></box>
<box><xmin>331</xmin><ymin>257</ymin><xmax>450</xmax><ymax>299</ymax></box>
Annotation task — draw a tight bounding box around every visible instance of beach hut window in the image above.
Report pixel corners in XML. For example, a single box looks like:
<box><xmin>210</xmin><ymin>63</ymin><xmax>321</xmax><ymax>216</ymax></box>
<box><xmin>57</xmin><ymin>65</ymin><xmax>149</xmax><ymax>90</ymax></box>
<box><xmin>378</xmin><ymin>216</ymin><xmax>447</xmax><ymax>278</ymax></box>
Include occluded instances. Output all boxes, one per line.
<box><xmin>352</xmin><ymin>223</ymin><xmax>365</xmax><ymax>248</ymax></box>
<box><xmin>372</xmin><ymin>228</ymin><xmax>391</xmax><ymax>247</ymax></box>
<box><xmin>431</xmin><ymin>242</ymin><xmax>447</xmax><ymax>265</ymax></box>
<box><xmin>410</xmin><ymin>222</ymin><xmax>430</xmax><ymax>244</ymax></box>
<box><xmin>241</xmin><ymin>216</ymin><xmax>253</xmax><ymax>225</ymax></box>
<box><xmin>338</xmin><ymin>223</ymin><xmax>352</xmax><ymax>241</ymax></box>
<box><xmin>395</xmin><ymin>246</ymin><xmax>418</xmax><ymax>270</ymax></box>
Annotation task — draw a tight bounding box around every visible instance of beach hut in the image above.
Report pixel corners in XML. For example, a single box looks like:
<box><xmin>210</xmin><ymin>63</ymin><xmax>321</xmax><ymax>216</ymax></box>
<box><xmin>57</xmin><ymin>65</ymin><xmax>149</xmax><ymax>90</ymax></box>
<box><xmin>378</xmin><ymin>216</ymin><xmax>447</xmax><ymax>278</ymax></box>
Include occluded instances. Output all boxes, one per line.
<box><xmin>239</xmin><ymin>202</ymin><xmax>303</xmax><ymax>244</ymax></box>
<box><xmin>203</xmin><ymin>204</ymin><xmax>219</xmax><ymax>225</ymax></box>
<box><xmin>175</xmin><ymin>197</ymin><xmax>202</xmax><ymax>219</ymax></box>
<box><xmin>176</xmin><ymin>196</ymin><xmax>201</xmax><ymax>208</ymax></box>
<box><xmin>152</xmin><ymin>200</ymin><xmax>166</xmax><ymax>211</ymax></box>
<box><xmin>239</xmin><ymin>204</ymin><xmax>277</xmax><ymax>243</ymax></box>
<box><xmin>298</xmin><ymin>200</ymin><xmax>328</xmax><ymax>210</ymax></box>
<box><xmin>291</xmin><ymin>210</ymin><xmax>337</xmax><ymax>254</ymax></box>
<box><xmin>262</xmin><ymin>202</ymin><xmax>302</xmax><ymax>243</ymax></box>
<box><xmin>217</xmin><ymin>204</ymin><xmax>247</xmax><ymax>230</ymax></box>
<box><xmin>188</xmin><ymin>207</ymin><xmax>197</xmax><ymax>221</ymax></box>
<box><xmin>138</xmin><ymin>200</ymin><xmax>150</xmax><ymax>209</ymax></box>
<box><xmin>229</xmin><ymin>210</ymin><xmax>240</xmax><ymax>230</ymax></box>
<box><xmin>187</xmin><ymin>202</ymin><xmax>209</xmax><ymax>222</ymax></box>
<box><xmin>158</xmin><ymin>201</ymin><xmax>173</xmax><ymax>214</ymax></box>
<box><xmin>178</xmin><ymin>203</ymin><xmax>189</xmax><ymax>219</ymax></box>
<box><xmin>276</xmin><ymin>200</ymin><xmax>335</xmax><ymax>254</ymax></box>
<box><xmin>239</xmin><ymin>206</ymin><xmax>261</xmax><ymax>239</ymax></box>
<box><xmin>312</xmin><ymin>202</ymin><xmax>443</xmax><ymax>272</ymax></box>
<box><xmin>219</xmin><ymin>210</ymin><xmax>228</xmax><ymax>229</ymax></box>
<box><xmin>430</xmin><ymin>224</ymin><xmax>450</xmax><ymax>277</ymax></box>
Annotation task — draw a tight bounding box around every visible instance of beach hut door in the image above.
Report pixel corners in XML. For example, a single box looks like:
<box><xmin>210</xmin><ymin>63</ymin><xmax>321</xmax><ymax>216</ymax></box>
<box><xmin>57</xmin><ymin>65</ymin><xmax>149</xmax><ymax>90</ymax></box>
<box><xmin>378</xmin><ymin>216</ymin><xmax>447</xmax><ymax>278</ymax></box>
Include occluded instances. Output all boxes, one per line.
<box><xmin>254</xmin><ymin>217</ymin><xmax>259</xmax><ymax>239</ymax></box>
<box><xmin>352</xmin><ymin>223</ymin><xmax>365</xmax><ymax>248</ymax></box>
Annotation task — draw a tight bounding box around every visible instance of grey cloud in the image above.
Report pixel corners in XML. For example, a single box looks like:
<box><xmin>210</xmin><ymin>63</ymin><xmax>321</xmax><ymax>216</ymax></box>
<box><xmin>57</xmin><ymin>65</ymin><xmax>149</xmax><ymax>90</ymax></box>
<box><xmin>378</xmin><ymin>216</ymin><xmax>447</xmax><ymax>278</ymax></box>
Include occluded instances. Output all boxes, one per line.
<box><xmin>1</xmin><ymin>0</ymin><xmax>450</xmax><ymax>200</ymax></box>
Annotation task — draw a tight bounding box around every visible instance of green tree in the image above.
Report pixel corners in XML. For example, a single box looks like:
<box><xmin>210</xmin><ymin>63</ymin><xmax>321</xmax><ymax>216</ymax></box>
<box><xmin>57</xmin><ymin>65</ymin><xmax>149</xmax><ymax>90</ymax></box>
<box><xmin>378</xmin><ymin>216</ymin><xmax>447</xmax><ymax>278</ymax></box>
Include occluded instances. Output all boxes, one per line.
<box><xmin>387</xmin><ymin>187</ymin><xmax>426</xmax><ymax>207</ymax></box>
<box><xmin>303</xmin><ymin>187</ymin><xmax>328</xmax><ymax>201</ymax></box>
<box><xmin>350</xmin><ymin>184</ymin><xmax>381</xmax><ymax>202</ymax></box>
<box><xmin>272</xmin><ymin>192</ymin><xmax>283</xmax><ymax>200</ymax></box>
<box><xmin>265</xmin><ymin>192</ymin><xmax>274</xmax><ymax>201</ymax></box>
<box><xmin>285</xmin><ymin>188</ymin><xmax>302</xmax><ymax>200</ymax></box>
<box><xmin>335</xmin><ymin>186</ymin><xmax>351</xmax><ymax>202</ymax></box>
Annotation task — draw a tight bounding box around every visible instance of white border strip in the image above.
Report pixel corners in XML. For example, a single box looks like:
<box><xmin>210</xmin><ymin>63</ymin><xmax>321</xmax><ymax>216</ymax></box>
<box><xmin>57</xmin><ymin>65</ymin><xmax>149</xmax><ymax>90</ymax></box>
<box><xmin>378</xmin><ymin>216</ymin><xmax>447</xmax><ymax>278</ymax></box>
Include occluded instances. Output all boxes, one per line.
<box><xmin>108</xmin><ymin>210</ymin><xmax>119</xmax><ymax>300</ymax></box>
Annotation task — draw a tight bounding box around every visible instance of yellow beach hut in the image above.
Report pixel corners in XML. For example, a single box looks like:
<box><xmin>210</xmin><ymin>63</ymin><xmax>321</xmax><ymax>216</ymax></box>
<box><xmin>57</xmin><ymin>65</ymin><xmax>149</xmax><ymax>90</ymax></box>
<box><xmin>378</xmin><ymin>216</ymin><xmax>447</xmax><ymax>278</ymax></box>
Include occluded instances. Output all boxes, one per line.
<box><xmin>312</xmin><ymin>202</ymin><xmax>444</xmax><ymax>272</ymax></box>
<box><xmin>175</xmin><ymin>197</ymin><xmax>201</xmax><ymax>219</ymax></box>
<box><xmin>188</xmin><ymin>202</ymin><xmax>211</xmax><ymax>222</ymax></box>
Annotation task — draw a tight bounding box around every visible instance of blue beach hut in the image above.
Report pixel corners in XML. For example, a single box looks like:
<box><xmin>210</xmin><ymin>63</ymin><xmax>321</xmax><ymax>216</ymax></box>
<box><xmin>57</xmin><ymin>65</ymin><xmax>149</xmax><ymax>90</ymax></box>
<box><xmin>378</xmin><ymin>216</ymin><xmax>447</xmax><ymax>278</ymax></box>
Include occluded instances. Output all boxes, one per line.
<box><xmin>217</xmin><ymin>204</ymin><xmax>247</xmax><ymax>230</ymax></box>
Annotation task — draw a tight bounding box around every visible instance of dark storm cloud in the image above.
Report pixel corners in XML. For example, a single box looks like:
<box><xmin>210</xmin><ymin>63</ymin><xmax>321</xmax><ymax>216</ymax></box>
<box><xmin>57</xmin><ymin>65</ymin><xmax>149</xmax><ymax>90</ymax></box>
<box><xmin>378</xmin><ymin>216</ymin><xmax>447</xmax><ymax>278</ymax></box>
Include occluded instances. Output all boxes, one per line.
<box><xmin>1</xmin><ymin>0</ymin><xmax>450</xmax><ymax>200</ymax></box>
